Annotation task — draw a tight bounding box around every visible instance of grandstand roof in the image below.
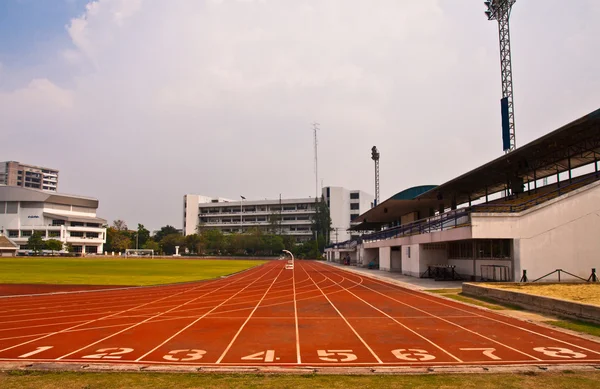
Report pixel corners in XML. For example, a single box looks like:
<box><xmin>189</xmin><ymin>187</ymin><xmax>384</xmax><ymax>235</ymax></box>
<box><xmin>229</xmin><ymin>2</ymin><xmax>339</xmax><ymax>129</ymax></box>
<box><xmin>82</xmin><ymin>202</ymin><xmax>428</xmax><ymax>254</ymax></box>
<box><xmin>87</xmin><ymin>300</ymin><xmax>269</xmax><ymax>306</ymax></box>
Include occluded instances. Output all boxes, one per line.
<box><xmin>352</xmin><ymin>107</ymin><xmax>600</xmax><ymax>230</ymax></box>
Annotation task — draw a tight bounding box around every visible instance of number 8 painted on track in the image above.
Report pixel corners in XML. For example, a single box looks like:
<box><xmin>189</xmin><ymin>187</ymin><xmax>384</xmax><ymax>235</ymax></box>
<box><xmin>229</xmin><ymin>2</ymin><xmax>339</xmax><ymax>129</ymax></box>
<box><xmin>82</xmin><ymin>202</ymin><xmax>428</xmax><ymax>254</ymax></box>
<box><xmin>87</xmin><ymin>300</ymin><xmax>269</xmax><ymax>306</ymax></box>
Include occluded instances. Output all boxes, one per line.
<box><xmin>533</xmin><ymin>347</ymin><xmax>586</xmax><ymax>359</ymax></box>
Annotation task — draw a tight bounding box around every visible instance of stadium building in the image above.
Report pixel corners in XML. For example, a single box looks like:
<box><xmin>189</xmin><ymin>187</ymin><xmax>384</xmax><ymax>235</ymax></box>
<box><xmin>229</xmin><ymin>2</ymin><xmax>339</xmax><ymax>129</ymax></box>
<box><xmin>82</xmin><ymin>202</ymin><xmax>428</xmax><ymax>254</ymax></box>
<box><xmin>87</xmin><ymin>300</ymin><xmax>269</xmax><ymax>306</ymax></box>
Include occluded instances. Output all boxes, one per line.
<box><xmin>326</xmin><ymin>108</ymin><xmax>600</xmax><ymax>282</ymax></box>
<box><xmin>0</xmin><ymin>186</ymin><xmax>107</xmax><ymax>254</ymax></box>
<box><xmin>323</xmin><ymin>186</ymin><xmax>374</xmax><ymax>244</ymax></box>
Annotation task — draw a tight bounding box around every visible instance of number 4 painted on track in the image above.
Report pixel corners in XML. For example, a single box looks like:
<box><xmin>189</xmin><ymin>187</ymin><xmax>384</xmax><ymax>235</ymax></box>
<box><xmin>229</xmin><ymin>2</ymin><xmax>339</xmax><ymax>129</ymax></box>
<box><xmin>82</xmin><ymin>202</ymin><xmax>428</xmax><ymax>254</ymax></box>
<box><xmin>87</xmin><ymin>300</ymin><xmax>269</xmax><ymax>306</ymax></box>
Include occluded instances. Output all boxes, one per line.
<box><xmin>241</xmin><ymin>350</ymin><xmax>277</xmax><ymax>362</ymax></box>
<box><xmin>459</xmin><ymin>348</ymin><xmax>501</xmax><ymax>360</ymax></box>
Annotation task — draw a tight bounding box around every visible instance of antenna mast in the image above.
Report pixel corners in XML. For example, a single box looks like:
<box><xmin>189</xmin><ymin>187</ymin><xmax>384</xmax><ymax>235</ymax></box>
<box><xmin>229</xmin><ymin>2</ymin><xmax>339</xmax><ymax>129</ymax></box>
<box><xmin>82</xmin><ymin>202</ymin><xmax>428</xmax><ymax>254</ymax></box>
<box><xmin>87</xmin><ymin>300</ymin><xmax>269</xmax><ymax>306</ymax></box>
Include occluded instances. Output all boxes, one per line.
<box><xmin>312</xmin><ymin>122</ymin><xmax>320</xmax><ymax>199</ymax></box>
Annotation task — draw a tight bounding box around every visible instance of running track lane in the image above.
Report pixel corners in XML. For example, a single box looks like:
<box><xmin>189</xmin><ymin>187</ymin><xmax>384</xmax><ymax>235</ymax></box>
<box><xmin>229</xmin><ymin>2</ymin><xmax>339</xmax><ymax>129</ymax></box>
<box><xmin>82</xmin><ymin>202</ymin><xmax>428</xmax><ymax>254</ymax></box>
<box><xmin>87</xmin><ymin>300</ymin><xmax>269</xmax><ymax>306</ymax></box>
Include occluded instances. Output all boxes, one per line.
<box><xmin>0</xmin><ymin>260</ymin><xmax>599</xmax><ymax>367</ymax></box>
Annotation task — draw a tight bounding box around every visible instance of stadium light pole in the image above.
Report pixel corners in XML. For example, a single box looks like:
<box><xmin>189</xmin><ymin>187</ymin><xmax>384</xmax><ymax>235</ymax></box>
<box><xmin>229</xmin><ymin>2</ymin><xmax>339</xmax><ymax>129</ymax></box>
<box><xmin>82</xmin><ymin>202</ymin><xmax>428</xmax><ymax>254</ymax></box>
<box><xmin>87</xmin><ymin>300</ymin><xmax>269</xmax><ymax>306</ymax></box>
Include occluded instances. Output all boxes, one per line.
<box><xmin>484</xmin><ymin>0</ymin><xmax>517</xmax><ymax>153</ymax></box>
<box><xmin>371</xmin><ymin>146</ymin><xmax>380</xmax><ymax>206</ymax></box>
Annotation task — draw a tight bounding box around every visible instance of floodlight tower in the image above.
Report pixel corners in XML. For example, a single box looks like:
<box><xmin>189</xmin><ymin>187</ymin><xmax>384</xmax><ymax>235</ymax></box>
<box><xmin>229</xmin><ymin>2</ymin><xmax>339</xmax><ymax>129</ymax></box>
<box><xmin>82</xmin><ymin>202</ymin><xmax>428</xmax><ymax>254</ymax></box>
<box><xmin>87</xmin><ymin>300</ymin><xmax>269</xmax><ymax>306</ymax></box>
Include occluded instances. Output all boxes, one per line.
<box><xmin>484</xmin><ymin>0</ymin><xmax>517</xmax><ymax>152</ymax></box>
<box><xmin>371</xmin><ymin>146</ymin><xmax>380</xmax><ymax>206</ymax></box>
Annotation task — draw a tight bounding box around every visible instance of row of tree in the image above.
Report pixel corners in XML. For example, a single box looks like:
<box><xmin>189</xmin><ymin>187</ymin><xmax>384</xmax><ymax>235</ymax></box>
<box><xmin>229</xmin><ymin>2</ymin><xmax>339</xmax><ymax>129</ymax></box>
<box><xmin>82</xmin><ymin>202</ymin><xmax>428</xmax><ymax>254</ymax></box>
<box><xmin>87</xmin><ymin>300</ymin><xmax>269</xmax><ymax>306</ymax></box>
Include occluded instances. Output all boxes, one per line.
<box><xmin>106</xmin><ymin>197</ymin><xmax>333</xmax><ymax>258</ymax></box>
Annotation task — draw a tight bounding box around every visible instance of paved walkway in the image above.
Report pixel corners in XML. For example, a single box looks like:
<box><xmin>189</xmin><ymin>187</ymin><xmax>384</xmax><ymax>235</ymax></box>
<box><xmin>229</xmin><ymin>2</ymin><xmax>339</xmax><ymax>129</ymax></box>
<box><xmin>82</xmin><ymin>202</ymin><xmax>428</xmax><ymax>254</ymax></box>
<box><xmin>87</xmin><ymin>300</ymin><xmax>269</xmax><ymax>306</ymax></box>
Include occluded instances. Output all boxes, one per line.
<box><xmin>323</xmin><ymin>261</ymin><xmax>464</xmax><ymax>290</ymax></box>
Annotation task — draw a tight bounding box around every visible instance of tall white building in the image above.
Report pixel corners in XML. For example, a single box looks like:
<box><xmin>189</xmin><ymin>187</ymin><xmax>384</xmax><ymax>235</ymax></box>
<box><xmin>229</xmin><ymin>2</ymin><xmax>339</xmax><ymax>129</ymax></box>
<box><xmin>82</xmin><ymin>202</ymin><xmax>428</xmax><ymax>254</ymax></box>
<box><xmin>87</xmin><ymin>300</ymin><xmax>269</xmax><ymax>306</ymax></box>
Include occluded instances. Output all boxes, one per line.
<box><xmin>0</xmin><ymin>186</ymin><xmax>107</xmax><ymax>254</ymax></box>
<box><xmin>323</xmin><ymin>187</ymin><xmax>374</xmax><ymax>243</ymax></box>
<box><xmin>0</xmin><ymin>161</ymin><xmax>59</xmax><ymax>192</ymax></box>
<box><xmin>183</xmin><ymin>194</ymin><xmax>319</xmax><ymax>242</ymax></box>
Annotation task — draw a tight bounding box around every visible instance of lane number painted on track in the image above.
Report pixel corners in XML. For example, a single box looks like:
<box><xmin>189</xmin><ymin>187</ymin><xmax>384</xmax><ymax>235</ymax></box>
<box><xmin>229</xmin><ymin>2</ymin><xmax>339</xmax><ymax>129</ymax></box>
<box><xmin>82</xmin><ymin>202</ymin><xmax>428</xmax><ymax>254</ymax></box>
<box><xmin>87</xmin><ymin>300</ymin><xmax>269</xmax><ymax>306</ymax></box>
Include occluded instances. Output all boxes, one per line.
<box><xmin>459</xmin><ymin>348</ymin><xmax>501</xmax><ymax>360</ymax></box>
<box><xmin>82</xmin><ymin>348</ymin><xmax>134</xmax><ymax>359</ymax></box>
<box><xmin>317</xmin><ymin>349</ymin><xmax>357</xmax><ymax>362</ymax></box>
<box><xmin>163</xmin><ymin>349</ymin><xmax>207</xmax><ymax>362</ymax></box>
<box><xmin>241</xmin><ymin>350</ymin><xmax>277</xmax><ymax>362</ymax></box>
<box><xmin>391</xmin><ymin>349</ymin><xmax>436</xmax><ymax>362</ymax></box>
<box><xmin>533</xmin><ymin>347</ymin><xmax>587</xmax><ymax>359</ymax></box>
<box><xmin>18</xmin><ymin>346</ymin><xmax>53</xmax><ymax>358</ymax></box>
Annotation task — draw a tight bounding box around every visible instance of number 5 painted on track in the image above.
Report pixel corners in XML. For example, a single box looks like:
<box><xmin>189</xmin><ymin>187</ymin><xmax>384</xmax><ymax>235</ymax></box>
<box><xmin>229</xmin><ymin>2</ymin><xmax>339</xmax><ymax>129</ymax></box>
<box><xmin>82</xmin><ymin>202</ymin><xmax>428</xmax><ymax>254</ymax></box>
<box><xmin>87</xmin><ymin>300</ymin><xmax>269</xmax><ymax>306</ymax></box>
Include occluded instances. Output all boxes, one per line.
<box><xmin>459</xmin><ymin>348</ymin><xmax>501</xmax><ymax>360</ymax></box>
<box><xmin>391</xmin><ymin>349</ymin><xmax>436</xmax><ymax>361</ymax></box>
<box><xmin>317</xmin><ymin>349</ymin><xmax>357</xmax><ymax>362</ymax></box>
<box><xmin>533</xmin><ymin>347</ymin><xmax>587</xmax><ymax>359</ymax></box>
<box><xmin>163</xmin><ymin>349</ymin><xmax>207</xmax><ymax>362</ymax></box>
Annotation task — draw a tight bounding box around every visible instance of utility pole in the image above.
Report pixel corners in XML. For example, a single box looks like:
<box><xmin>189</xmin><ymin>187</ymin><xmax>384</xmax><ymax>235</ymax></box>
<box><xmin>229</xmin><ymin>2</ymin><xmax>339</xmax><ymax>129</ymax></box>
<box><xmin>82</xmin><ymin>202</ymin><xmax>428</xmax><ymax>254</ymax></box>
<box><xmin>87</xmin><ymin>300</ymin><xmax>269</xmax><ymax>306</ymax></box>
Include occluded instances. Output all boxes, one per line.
<box><xmin>371</xmin><ymin>146</ymin><xmax>380</xmax><ymax>206</ymax></box>
<box><xmin>484</xmin><ymin>0</ymin><xmax>517</xmax><ymax>152</ymax></box>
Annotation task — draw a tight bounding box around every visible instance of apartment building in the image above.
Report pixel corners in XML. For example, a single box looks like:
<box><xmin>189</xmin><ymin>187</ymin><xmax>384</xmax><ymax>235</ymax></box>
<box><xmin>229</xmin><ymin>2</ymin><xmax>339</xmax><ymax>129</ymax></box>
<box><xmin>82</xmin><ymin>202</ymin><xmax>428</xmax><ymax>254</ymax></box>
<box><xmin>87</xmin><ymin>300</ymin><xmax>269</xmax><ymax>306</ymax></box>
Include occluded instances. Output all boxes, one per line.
<box><xmin>323</xmin><ymin>186</ymin><xmax>374</xmax><ymax>244</ymax></box>
<box><xmin>0</xmin><ymin>185</ymin><xmax>107</xmax><ymax>254</ymax></box>
<box><xmin>0</xmin><ymin>161</ymin><xmax>59</xmax><ymax>192</ymax></box>
<box><xmin>183</xmin><ymin>194</ymin><xmax>319</xmax><ymax>242</ymax></box>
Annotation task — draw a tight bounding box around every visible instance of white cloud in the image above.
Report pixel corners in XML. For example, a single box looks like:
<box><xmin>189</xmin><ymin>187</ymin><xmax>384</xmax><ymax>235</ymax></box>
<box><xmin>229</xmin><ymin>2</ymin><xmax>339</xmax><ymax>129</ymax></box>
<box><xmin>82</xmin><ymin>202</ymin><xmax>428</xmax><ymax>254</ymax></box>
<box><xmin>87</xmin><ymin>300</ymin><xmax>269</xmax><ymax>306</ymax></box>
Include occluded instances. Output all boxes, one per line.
<box><xmin>1</xmin><ymin>0</ymin><xmax>599</xmax><ymax>229</ymax></box>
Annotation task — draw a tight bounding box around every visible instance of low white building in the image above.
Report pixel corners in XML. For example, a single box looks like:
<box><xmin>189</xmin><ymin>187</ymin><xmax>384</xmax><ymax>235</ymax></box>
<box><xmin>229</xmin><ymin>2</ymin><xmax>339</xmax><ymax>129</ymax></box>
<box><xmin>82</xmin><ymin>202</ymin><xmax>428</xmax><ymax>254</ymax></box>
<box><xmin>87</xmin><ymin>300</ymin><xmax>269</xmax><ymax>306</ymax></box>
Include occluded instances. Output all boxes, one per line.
<box><xmin>0</xmin><ymin>186</ymin><xmax>107</xmax><ymax>254</ymax></box>
<box><xmin>183</xmin><ymin>194</ymin><xmax>320</xmax><ymax>242</ymax></box>
<box><xmin>322</xmin><ymin>186</ymin><xmax>374</xmax><ymax>244</ymax></box>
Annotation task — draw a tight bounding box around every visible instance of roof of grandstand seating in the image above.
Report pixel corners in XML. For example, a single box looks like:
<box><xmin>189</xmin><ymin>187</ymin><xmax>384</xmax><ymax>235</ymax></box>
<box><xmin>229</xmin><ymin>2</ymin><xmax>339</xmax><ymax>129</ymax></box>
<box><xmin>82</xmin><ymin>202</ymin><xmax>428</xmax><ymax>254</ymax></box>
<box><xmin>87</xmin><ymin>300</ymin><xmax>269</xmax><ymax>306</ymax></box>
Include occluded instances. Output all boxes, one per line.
<box><xmin>351</xmin><ymin>185</ymin><xmax>439</xmax><ymax>230</ymax></box>
<box><xmin>352</xmin><ymin>107</ymin><xmax>600</xmax><ymax>230</ymax></box>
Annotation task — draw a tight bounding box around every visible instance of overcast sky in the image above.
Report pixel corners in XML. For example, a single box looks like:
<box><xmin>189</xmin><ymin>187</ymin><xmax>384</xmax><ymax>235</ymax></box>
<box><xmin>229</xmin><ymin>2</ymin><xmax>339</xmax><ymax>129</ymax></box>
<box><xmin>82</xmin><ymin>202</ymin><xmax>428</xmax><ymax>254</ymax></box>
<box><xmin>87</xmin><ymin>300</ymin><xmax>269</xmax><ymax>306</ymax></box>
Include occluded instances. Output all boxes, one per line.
<box><xmin>1</xmin><ymin>0</ymin><xmax>599</xmax><ymax>231</ymax></box>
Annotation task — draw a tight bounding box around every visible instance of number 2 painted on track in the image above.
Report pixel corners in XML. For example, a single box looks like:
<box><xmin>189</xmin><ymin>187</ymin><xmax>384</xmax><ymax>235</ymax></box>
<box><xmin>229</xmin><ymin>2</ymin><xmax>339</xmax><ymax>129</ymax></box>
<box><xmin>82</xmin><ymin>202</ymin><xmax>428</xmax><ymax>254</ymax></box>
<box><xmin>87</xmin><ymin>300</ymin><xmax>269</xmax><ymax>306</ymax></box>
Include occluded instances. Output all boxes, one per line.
<box><xmin>163</xmin><ymin>349</ymin><xmax>206</xmax><ymax>362</ymax></box>
<box><xmin>18</xmin><ymin>346</ymin><xmax>53</xmax><ymax>358</ymax></box>
<box><xmin>82</xmin><ymin>348</ymin><xmax>134</xmax><ymax>359</ymax></box>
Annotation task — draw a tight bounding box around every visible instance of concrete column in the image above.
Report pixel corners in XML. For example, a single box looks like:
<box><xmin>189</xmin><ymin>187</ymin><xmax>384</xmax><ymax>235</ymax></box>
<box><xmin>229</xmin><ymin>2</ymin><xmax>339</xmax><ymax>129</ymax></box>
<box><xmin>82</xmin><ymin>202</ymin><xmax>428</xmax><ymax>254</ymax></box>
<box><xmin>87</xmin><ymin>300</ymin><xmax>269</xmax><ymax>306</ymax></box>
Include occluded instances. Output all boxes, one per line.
<box><xmin>379</xmin><ymin>246</ymin><xmax>391</xmax><ymax>271</ymax></box>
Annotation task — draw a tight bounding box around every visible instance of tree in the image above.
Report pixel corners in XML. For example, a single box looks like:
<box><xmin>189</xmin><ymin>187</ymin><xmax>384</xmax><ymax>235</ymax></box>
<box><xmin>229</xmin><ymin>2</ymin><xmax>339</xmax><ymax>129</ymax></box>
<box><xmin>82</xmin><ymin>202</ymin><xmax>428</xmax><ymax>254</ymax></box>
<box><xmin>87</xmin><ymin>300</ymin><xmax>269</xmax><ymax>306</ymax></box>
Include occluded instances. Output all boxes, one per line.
<box><xmin>313</xmin><ymin>197</ymin><xmax>332</xmax><ymax>252</ymax></box>
<box><xmin>185</xmin><ymin>234</ymin><xmax>202</xmax><ymax>254</ymax></box>
<box><xmin>154</xmin><ymin>225</ymin><xmax>180</xmax><ymax>242</ymax></box>
<box><xmin>201</xmin><ymin>229</ymin><xmax>225</xmax><ymax>254</ymax></box>
<box><xmin>28</xmin><ymin>231</ymin><xmax>45</xmax><ymax>254</ymax></box>
<box><xmin>160</xmin><ymin>233</ymin><xmax>185</xmax><ymax>255</ymax></box>
<box><xmin>134</xmin><ymin>224</ymin><xmax>151</xmax><ymax>249</ymax></box>
<box><xmin>45</xmin><ymin>239</ymin><xmax>63</xmax><ymax>255</ymax></box>
<box><xmin>113</xmin><ymin>219</ymin><xmax>128</xmax><ymax>231</ymax></box>
<box><xmin>106</xmin><ymin>227</ymin><xmax>131</xmax><ymax>252</ymax></box>
<box><xmin>144</xmin><ymin>239</ymin><xmax>160</xmax><ymax>253</ymax></box>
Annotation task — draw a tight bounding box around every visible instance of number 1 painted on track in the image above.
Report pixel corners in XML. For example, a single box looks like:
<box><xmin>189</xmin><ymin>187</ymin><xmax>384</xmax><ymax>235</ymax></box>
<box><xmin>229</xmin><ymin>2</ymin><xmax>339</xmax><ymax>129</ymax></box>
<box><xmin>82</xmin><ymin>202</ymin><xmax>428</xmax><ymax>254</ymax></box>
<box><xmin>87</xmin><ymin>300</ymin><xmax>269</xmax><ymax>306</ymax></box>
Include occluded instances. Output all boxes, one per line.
<box><xmin>18</xmin><ymin>346</ymin><xmax>53</xmax><ymax>358</ymax></box>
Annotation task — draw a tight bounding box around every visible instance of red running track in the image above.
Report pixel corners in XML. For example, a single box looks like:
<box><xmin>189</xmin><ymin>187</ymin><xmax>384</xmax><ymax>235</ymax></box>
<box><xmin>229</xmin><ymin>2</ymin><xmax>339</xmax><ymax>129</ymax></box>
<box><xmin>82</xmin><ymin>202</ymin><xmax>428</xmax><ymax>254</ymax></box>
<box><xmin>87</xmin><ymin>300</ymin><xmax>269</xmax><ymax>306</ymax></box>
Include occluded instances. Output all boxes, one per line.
<box><xmin>0</xmin><ymin>260</ymin><xmax>599</xmax><ymax>367</ymax></box>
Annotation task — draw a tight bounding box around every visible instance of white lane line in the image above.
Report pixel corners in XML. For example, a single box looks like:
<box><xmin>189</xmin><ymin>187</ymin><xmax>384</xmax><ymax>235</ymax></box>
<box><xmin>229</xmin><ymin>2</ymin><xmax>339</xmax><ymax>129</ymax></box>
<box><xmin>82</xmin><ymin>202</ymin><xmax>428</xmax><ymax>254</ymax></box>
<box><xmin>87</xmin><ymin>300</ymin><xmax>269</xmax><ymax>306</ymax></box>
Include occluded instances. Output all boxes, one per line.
<box><xmin>0</xmin><ymin>271</ymin><xmax>249</xmax><ymax>356</ymax></box>
<box><xmin>215</xmin><ymin>267</ymin><xmax>285</xmax><ymax>364</ymax></box>
<box><xmin>321</xmin><ymin>264</ymin><xmax>542</xmax><ymax>361</ymax></box>
<box><xmin>135</xmin><ymin>265</ymin><xmax>281</xmax><ymax>362</ymax></box>
<box><xmin>333</xmin><ymin>265</ymin><xmax>600</xmax><ymax>357</ymax></box>
<box><xmin>299</xmin><ymin>262</ymin><xmax>383</xmax><ymax>364</ymax></box>
<box><xmin>57</xmin><ymin>264</ymin><xmax>276</xmax><ymax>361</ymax></box>
<box><xmin>293</xmin><ymin>260</ymin><xmax>301</xmax><ymax>364</ymax></box>
<box><xmin>305</xmin><ymin>262</ymin><xmax>462</xmax><ymax>362</ymax></box>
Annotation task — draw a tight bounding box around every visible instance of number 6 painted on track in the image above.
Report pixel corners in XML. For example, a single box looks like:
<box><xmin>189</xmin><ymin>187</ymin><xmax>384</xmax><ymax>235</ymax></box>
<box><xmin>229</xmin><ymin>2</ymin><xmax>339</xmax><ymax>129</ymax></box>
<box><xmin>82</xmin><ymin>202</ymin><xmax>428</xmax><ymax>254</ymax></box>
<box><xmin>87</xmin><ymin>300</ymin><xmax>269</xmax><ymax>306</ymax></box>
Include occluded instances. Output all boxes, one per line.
<box><xmin>391</xmin><ymin>349</ymin><xmax>436</xmax><ymax>361</ymax></box>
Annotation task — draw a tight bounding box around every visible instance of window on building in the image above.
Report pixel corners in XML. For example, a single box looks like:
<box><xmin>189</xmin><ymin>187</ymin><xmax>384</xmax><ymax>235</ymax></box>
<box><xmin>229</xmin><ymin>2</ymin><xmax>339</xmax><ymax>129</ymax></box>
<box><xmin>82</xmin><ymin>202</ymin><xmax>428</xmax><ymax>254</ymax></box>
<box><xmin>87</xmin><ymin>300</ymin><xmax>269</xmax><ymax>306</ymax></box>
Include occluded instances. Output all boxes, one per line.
<box><xmin>407</xmin><ymin>246</ymin><xmax>411</xmax><ymax>258</ymax></box>
<box><xmin>21</xmin><ymin>230</ymin><xmax>33</xmax><ymax>237</ymax></box>
<box><xmin>86</xmin><ymin>232</ymin><xmax>99</xmax><ymax>238</ymax></box>
<box><xmin>8</xmin><ymin>230</ymin><xmax>18</xmax><ymax>238</ymax></box>
<box><xmin>283</xmin><ymin>216</ymin><xmax>295</xmax><ymax>221</ymax></box>
<box><xmin>52</xmin><ymin>219</ymin><xmax>65</xmax><ymax>226</ymax></box>
<box><xmin>6</xmin><ymin>202</ymin><xmax>17</xmax><ymax>214</ymax></box>
<box><xmin>350</xmin><ymin>213</ymin><xmax>359</xmax><ymax>221</ymax></box>
<box><xmin>350</xmin><ymin>203</ymin><xmax>359</xmax><ymax>210</ymax></box>
<box><xmin>350</xmin><ymin>192</ymin><xmax>359</xmax><ymax>199</ymax></box>
<box><xmin>0</xmin><ymin>201</ymin><xmax>4</xmax><ymax>214</ymax></box>
<box><xmin>48</xmin><ymin>231</ymin><xmax>60</xmax><ymax>238</ymax></box>
<box><xmin>475</xmin><ymin>239</ymin><xmax>511</xmax><ymax>259</ymax></box>
<box><xmin>70</xmin><ymin>231</ymin><xmax>84</xmax><ymax>237</ymax></box>
<box><xmin>70</xmin><ymin>222</ymin><xmax>85</xmax><ymax>227</ymax></box>
<box><xmin>448</xmin><ymin>241</ymin><xmax>472</xmax><ymax>259</ymax></box>
<box><xmin>72</xmin><ymin>245</ymin><xmax>83</xmax><ymax>253</ymax></box>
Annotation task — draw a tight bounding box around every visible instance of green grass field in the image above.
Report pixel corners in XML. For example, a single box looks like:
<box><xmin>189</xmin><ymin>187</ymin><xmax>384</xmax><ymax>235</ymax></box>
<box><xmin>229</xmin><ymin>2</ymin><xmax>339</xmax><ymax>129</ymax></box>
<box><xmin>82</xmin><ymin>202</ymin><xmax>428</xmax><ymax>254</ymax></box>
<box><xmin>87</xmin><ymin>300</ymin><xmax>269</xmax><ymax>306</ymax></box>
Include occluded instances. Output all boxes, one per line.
<box><xmin>0</xmin><ymin>258</ymin><xmax>268</xmax><ymax>286</ymax></box>
<box><xmin>1</xmin><ymin>370</ymin><xmax>599</xmax><ymax>389</ymax></box>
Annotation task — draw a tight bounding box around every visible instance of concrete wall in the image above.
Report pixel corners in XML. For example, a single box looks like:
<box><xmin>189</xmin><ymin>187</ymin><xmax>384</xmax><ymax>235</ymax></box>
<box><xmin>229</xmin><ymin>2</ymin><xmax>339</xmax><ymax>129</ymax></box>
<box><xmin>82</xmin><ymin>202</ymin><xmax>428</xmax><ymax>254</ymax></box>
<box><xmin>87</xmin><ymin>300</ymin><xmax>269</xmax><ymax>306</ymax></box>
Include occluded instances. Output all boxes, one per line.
<box><xmin>463</xmin><ymin>283</ymin><xmax>600</xmax><ymax>324</ymax></box>
<box><xmin>379</xmin><ymin>247</ymin><xmax>391</xmax><ymax>271</ymax></box>
<box><xmin>473</xmin><ymin>182</ymin><xmax>600</xmax><ymax>280</ymax></box>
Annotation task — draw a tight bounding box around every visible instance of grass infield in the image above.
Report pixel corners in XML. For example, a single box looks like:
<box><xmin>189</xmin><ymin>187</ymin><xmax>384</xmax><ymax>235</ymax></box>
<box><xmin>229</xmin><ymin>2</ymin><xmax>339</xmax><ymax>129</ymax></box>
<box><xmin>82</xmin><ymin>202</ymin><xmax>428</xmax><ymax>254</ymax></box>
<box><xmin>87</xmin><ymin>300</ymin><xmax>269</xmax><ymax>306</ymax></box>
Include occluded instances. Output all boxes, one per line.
<box><xmin>1</xmin><ymin>371</ymin><xmax>600</xmax><ymax>389</ymax></box>
<box><xmin>0</xmin><ymin>258</ymin><xmax>268</xmax><ymax>286</ymax></box>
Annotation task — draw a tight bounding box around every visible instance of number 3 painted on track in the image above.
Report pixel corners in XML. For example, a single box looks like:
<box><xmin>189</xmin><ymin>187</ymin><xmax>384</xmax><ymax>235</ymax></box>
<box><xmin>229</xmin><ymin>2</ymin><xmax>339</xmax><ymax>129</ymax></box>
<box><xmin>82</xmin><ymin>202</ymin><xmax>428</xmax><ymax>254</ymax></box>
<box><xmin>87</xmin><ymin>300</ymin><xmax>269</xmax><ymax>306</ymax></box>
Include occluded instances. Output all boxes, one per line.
<box><xmin>533</xmin><ymin>347</ymin><xmax>586</xmax><ymax>359</ymax></box>
<box><xmin>392</xmin><ymin>349</ymin><xmax>436</xmax><ymax>361</ymax></box>
<box><xmin>163</xmin><ymin>349</ymin><xmax>207</xmax><ymax>362</ymax></box>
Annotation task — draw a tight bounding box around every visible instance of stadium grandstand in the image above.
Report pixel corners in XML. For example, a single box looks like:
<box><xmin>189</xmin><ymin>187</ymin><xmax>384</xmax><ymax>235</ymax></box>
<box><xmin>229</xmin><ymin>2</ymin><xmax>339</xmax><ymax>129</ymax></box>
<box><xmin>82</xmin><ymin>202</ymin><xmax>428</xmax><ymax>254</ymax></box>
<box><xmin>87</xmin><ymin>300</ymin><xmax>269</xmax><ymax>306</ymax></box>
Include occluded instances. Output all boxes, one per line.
<box><xmin>325</xmin><ymin>108</ymin><xmax>600</xmax><ymax>282</ymax></box>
